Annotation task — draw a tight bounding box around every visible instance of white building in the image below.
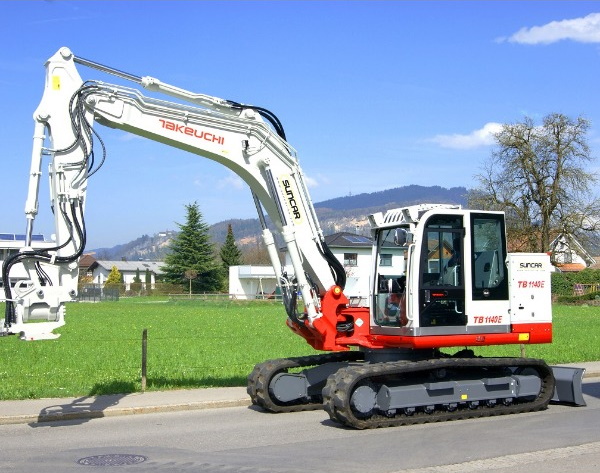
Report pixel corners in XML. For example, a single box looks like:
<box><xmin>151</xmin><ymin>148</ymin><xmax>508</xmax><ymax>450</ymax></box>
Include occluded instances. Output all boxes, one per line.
<box><xmin>88</xmin><ymin>260</ymin><xmax>165</xmax><ymax>290</ymax></box>
<box><xmin>318</xmin><ymin>232</ymin><xmax>373</xmax><ymax>302</ymax></box>
<box><xmin>228</xmin><ymin>265</ymin><xmax>279</xmax><ymax>299</ymax></box>
<box><xmin>228</xmin><ymin>232</ymin><xmax>373</xmax><ymax>301</ymax></box>
<box><xmin>550</xmin><ymin>233</ymin><xmax>596</xmax><ymax>272</ymax></box>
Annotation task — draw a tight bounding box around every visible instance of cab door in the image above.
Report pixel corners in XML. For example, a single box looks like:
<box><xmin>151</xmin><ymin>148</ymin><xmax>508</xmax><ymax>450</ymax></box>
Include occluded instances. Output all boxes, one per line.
<box><xmin>419</xmin><ymin>215</ymin><xmax>466</xmax><ymax>328</ymax></box>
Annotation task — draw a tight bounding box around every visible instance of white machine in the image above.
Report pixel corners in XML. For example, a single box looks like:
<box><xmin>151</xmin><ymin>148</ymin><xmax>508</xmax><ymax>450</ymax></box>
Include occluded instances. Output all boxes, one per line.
<box><xmin>1</xmin><ymin>48</ymin><xmax>584</xmax><ymax>428</ymax></box>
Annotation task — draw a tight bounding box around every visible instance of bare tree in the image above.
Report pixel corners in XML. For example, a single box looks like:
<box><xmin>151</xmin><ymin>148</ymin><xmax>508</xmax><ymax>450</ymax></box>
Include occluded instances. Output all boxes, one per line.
<box><xmin>470</xmin><ymin>113</ymin><xmax>599</xmax><ymax>254</ymax></box>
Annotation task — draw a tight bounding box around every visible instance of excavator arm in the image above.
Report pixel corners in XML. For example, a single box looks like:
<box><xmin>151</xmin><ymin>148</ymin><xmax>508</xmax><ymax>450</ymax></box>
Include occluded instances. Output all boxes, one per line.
<box><xmin>1</xmin><ymin>47</ymin><xmax>345</xmax><ymax>340</ymax></box>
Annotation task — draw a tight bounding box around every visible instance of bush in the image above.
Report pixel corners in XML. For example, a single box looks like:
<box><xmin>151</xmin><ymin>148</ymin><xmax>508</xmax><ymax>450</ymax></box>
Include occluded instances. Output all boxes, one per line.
<box><xmin>555</xmin><ymin>291</ymin><xmax>600</xmax><ymax>305</ymax></box>
<box><xmin>551</xmin><ymin>268</ymin><xmax>600</xmax><ymax>296</ymax></box>
<box><xmin>151</xmin><ymin>282</ymin><xmax>186</xmax><ymax>295</ymax></box>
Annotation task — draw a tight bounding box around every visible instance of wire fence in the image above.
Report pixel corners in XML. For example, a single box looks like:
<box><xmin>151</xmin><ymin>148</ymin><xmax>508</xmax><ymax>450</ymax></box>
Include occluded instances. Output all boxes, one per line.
<box><xmin>78</xmin><ymin>285</ymin><xmax>120</xmax><ymax>302</ymax></box>
<box><xmin>77</xmin><ymin>283</ymin><xmax>283</xmax><ymax>302</ymax></box>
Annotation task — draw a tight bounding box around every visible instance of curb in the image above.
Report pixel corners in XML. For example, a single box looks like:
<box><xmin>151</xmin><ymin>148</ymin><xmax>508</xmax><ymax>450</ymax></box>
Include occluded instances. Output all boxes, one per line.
<box><xmin>1</xmin><ymin>369</ymin><xmax>597</xmax><ymax>426</ymax></box>
<box><xmin>0</xmin><ymin>398</ymin><xmax>251</xmax><ymax>426</ymax></box>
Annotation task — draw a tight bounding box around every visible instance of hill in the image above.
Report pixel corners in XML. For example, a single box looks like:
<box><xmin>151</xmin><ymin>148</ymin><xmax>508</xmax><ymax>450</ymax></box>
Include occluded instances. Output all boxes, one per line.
<box><xmin>89</xmin><ymin>185</ymin><xmax>468</xmax><ymax>260</ymax></box>
<box><xmin>314</xmin><ymin>185</ymin><xmax>467</xmax><ymax>211</ymax></box>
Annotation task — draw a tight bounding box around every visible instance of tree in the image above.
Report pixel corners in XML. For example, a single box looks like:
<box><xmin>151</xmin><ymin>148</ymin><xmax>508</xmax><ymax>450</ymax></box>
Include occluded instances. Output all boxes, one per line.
<box><xmin>104</xmin><ymin>265</ymin><xmax>123</xmax><ymax>296</ymax></box>
<box><xmin>144</xmin><ymin>268</ymin><xmax>153</xmax><ymax>295</ymax></box>
<box><xmin>220</xmin><ymin>224</ymin><xmax>243</xmax><ymax>269</ymax></box>
<box><xmin>162</xmin><ymin>202</ymin><xmax>223</xmax><ymax>292</ymax></box>
<box><xmin>131</xmin><ymin>268</ymin><xmax>142</xmax><ymax>294</ymax></box>
<box><xmin>104</xmin><ymin>266</ymin><xmax>122</xmax><ymax>286</ymax></box>
<box><xmin>242</xmin><ymin>238</ymin><xmax>272</xmax><ymax>265</ymax></box>
<box><xmin>470</xmin><ymin>113</ymin><xmax>599</xmax><ymax>253</ymax></box>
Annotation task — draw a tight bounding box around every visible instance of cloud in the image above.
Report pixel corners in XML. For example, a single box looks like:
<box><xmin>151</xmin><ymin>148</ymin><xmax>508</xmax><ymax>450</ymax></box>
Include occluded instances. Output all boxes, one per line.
<box><xmin>499</xmin><ymin>12</ymin><xmax>600</xmax><ymax>45</ymax></box>
<box><xmin>217</xmin><ymin>172</ymin><xmax>245</xmax><ymax>190</ymax></box>
<box><xmin>117</xmin><ymin>132</ymin><xmax>142</xmax><ymax>142</ymax></box>
<box><xmin>302</xmin><ymin>173</ymin><xmax>319</xmax><ymax>187</ymax></box>
<box><xmin>430</xmin><ymin>122</ymin><xmax>503</xmax><ymax>150</ymax></box>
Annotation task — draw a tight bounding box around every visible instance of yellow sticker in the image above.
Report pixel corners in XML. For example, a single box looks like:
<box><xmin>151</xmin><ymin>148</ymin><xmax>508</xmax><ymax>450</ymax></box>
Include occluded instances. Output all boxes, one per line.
<box><xmin>518</xmin><ymin>333</ymin><xmax>530</xmax><ymax>341</ymax></box>
<box><xmin>52</xmin><ymin>75</ymin><xmax>61</xmax><ymax>90</ymax></box>
<box><xmin>278</xmin><ymin>175</ymin><xmax>304</xmax><ymax>225</ymax></box>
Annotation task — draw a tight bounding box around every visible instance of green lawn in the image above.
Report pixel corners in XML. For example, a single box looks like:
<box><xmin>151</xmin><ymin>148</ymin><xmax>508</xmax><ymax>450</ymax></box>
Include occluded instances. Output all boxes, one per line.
<box><xmin>0</xmin><ymin>300</ymin><xmax>598</xmax><ymax>401</ymax></box>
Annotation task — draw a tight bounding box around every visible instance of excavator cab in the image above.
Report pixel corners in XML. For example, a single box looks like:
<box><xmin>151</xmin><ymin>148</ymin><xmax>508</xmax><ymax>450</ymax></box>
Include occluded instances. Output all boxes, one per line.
<box><xmin>369</xmin><ymin>206</ymin><xmax>513</xmax><ymax>342</ymax></box>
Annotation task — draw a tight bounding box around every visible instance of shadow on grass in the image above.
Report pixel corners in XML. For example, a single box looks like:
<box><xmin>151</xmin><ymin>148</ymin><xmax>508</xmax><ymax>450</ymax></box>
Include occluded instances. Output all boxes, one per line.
<box><xmin>145</xmin><ymin>375</ymin><xmax>247</xmax><ymax>391</ymax></box>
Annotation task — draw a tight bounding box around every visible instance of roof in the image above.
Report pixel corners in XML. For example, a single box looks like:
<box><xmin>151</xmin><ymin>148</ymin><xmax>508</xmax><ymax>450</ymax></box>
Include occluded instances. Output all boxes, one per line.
<box><xmin>324</xmin><ymin>232</ymin><xmax>372</xmax><ymax>248</ymax></box>
<box><xmin>92</xmin><ymin>260</ymin><xmax>165</xmax><ymax>274</ymax></box>
<box><xmin>78</xmin><ymin>254</ymin><xmax>96</xmax><ymax>269</ymax></box>
<box><xmin>554</xmin><ymin>263</ymin><xmax>587</xmax><ymax>272</ymax></box>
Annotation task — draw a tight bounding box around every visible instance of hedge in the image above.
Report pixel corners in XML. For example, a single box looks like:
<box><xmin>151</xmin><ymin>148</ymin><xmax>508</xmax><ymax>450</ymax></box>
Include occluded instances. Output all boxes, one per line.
<box><xmin>551</xmin><ymin>268</ymin><xmax>600</xmax><ymax>296</ymax></box>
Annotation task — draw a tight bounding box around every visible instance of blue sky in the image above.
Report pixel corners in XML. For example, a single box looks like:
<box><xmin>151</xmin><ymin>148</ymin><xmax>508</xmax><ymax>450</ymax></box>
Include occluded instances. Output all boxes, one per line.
<box><xmin>1</xmin><ymin>1</ymin><xmax>599</xmax><ymax>249</ymax></box>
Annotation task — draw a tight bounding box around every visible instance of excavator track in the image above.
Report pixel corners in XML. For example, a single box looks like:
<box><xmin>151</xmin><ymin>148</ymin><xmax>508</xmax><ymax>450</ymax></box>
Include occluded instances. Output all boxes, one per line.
<box><xmin>247</xmin><ymin>351</ymin><xmax>365</xmax><ymax>413</ymax></box>
<box><xmin>322</xmin><ymin>357</ymin><xmax>555</xmax><ymax>429</ymax></box>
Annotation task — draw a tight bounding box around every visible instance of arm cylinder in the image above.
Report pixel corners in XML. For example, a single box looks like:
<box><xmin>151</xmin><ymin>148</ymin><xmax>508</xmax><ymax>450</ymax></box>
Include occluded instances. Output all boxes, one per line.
<box><xmin>23</xmin><ymin>121</ymin><xmax>47</xmax><ymax>246</ymax></box>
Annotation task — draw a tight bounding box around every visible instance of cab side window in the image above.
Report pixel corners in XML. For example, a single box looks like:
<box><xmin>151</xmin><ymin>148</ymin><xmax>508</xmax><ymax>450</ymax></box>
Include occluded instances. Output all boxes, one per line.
<box><xmin>471</xmin><ymin>214</ymin><xmax>508</xmax><ymax>300</ymax></box>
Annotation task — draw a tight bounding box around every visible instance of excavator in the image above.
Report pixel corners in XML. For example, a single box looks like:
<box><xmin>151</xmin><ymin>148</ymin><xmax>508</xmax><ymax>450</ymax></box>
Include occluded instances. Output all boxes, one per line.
<box><xmin>1</xmin><ymin>48</ymin><xmax>585</xmax><ymax>429</ymax></box>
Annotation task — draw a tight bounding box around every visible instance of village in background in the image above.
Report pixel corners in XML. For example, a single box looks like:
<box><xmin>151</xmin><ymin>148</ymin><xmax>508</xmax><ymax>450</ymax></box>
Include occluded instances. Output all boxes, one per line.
<box><xmin>2</xmin><ymin>184</ymin><xmax>599</xmax><ymax>302</ymax></box>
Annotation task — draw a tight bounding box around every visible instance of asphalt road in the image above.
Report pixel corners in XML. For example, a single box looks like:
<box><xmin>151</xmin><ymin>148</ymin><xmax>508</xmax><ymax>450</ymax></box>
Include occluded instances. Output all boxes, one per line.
<box><xmin>0</xmin><ymin>377</ymin><xmax>598</xmax><ymax>473</ymax></box>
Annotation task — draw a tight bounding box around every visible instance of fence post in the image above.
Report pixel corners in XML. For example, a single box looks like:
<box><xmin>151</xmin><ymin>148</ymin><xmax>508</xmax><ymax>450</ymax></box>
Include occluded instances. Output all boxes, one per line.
<box><xmin>141</xmin><ymin>329</ymin><xmax>148</xmax><ymax>392</ymax></box>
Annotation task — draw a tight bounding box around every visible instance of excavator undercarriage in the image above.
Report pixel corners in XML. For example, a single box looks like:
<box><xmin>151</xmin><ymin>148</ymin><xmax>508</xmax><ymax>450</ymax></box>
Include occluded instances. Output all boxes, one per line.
<box><xmin>248</xmin><ymin>351</ymin><xmax>585</xmax><ymax>429</ymax></box>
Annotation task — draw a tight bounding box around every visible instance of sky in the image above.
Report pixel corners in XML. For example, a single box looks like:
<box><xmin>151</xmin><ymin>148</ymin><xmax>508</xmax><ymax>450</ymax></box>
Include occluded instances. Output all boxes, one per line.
<box><xmin>1</xmin><ymin>1</ymin><xmax>599</xmax><ymax>249</ymax></box>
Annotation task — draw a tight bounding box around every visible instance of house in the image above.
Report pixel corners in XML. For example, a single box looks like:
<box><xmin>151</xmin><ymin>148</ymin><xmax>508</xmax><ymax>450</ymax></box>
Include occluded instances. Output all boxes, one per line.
<box><xmin>228</xmin><ymin>265</ymin><xmax>279</xmax><ymax>300</ymax></box>
<box><xmin>320</xmin><ymin>232</ymin><xmax>373</xmax><ymax>301</ymax></box>
<box><xmin>549</xmin><ymin>233</ymin><xmax>596</xmax><ymax>272</ymax></box>
<box><xmin>228</xmin><ymin>232</ymin><xmax>374</xmax><ymax>301</ymax></box>
<box><xmin>78</xmin><ymin>254</ymin><xmax>97</xmax><ymax>280</ymax></box>
<box><xmin>88</xmin><ymin>260</ymin><xmax>165</xmax><ymax>290</ymax></box>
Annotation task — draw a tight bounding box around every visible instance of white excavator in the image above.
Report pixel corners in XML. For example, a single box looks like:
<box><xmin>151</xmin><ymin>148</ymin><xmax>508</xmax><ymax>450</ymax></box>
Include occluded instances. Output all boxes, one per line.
<box><xmin>1</xmin><ymin>48</ymin><xmax>585</xmax><ymax>428</ymax></box>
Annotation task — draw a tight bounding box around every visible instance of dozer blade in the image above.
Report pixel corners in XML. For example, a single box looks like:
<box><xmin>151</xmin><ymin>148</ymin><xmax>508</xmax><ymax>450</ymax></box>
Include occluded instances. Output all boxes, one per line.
<box><xmin>550</xmin><ymin>366</ymin><xmax>586</xmax><ymax>406</ymax></box>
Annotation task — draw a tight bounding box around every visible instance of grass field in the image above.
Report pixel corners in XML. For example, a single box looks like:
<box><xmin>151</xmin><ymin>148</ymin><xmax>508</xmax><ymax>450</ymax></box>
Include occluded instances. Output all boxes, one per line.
<box><xmin>0</xmin><ymin>299</ymin><xmax>598</xmax><ymax>401</ymax></box>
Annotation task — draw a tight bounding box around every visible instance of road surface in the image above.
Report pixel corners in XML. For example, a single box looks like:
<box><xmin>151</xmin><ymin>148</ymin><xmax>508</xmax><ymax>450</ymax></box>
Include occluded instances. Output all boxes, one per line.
<box><xmin>0</xmin><ymin>378</ymin><xmax>598</xmax><ymax>472</ymax></box>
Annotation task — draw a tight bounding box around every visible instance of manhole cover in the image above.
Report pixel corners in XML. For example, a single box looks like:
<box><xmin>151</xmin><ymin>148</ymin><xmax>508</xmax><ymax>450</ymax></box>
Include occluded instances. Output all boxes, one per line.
<box><xmin>77</xmin><ymin>454</ymin><xmax>148</xmax><ymax>466</ymax></box>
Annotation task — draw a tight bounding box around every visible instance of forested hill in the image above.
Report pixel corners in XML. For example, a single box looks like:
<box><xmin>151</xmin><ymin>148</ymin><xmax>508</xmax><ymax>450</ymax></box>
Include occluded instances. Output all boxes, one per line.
<box><xmin>90</xmin><ymin>185</ymin><xmax>468</xmax><ymax>260</ymax></box>
<box><xmin>314</xmin><ymin>185</ymin><xmax>468</xmax><ymax>211</ymax></box>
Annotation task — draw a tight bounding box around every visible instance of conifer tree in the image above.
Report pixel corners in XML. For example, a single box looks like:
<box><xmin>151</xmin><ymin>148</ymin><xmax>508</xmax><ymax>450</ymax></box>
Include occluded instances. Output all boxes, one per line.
<box><xmin>104</xmin><ymin>266</ymin><xmax>122</xmax><ymax>286</ymax></box>
<box><xmin>131</xmin><ymin>267</ymin><xmax>142</xmax><ymax>294</ymax></box>
<box><xmin>103</xmin><ymin>266</ymin><xmax>123</xmax><ymax>296</ymax></box>
<box><xmin>162</xmin><ymin>202</ymin><xmax>223</xmax><ymax>292</ymax></box>
<box><xmin>220</xmin><ymin>224</ymin><xmax>243</xmax><ymax>269</ymax></box>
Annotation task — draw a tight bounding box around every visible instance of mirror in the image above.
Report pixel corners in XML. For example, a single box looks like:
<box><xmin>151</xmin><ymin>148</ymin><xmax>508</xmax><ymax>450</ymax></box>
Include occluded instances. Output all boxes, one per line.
<box><xmin>394</xmin><ymin>228</ymin><xmax>407</xmax><ymax>246</ymax></box>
